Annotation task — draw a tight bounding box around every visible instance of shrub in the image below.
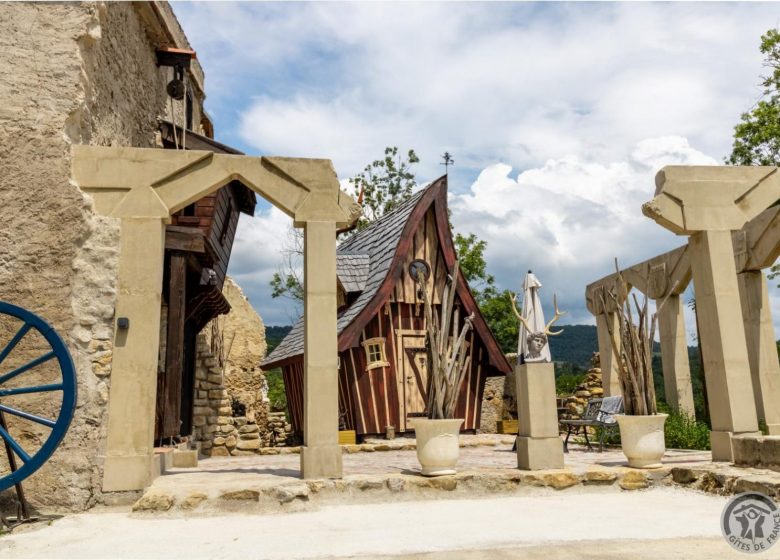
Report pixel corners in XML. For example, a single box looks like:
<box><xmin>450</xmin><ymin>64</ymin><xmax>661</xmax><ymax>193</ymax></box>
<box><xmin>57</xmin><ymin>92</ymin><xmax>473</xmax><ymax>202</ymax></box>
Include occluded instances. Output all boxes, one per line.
<box><xmin>265</xmin><ymin>368</ymin><xmax>288</xmax><ymax>415</ymax></box>
<box><xmin>662</xmin><ymin>410</ymin><xmax>710</xmax><ymax>450</ymax></box>
<box><xmin>555</xmin><ymin>373</ymin><xmax>584</xmax><ymax>396</ymax></box>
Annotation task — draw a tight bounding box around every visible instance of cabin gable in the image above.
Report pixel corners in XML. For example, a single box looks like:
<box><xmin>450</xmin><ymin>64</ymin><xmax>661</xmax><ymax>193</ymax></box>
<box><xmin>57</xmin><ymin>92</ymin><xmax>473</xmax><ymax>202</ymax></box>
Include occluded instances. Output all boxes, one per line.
<box><xmin>270</xmin><ymin>176</ymin><xmax>511</xmax><ymax>439</ymax></box>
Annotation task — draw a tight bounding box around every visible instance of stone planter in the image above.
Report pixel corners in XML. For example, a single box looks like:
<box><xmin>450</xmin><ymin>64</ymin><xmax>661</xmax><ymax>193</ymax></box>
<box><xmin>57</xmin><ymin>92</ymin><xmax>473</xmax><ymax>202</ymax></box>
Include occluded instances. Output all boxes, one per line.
<box><xmin>616</xmin><ymin>413</ymin><xmax>668</xmax><ymax>468</ymax></box>
<box><xmin>414</xmin><ymin>418</ymin><xmax>463</xmax><ymax>476</ymax></box>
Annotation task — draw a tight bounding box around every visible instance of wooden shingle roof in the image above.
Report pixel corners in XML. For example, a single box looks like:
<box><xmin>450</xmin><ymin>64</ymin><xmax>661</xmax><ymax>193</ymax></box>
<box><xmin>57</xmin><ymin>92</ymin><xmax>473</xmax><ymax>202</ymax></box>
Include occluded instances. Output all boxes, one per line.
<box><xmin>336</xmin><ymin>254</ymin><xmax>370</xmax><ymax>293</ymax></box>
<box><xmin>262</xmin><ymin>185</ymin><xmax>430</xmax><ymax>367</ymax></box>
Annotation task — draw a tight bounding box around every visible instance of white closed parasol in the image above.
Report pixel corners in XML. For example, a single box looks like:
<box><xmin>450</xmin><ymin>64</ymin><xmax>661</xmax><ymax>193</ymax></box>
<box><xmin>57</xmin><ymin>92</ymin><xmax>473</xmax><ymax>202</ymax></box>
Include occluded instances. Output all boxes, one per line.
<box><xmin>510</xmin><ymin>271</ymin><xmax>566</xmax><ymax>363</ymax></box>
<box><xmin>518</xmin><ymin>271</ymin><xmax>551</xmax><ymax>362</ymax></box>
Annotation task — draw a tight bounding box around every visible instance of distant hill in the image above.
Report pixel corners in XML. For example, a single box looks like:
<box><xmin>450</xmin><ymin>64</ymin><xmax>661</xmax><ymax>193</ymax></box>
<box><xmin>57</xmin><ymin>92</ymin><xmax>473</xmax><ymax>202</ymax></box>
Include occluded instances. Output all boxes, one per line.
<box><xmin>266</xmin><ymin>325</ymin><xmax>293</xmax><ymax>354</ymax></box>
<box><xmin>548</xmin><ymin>324</ymin><xmax>598</xmax><ymax>369</ymax></box>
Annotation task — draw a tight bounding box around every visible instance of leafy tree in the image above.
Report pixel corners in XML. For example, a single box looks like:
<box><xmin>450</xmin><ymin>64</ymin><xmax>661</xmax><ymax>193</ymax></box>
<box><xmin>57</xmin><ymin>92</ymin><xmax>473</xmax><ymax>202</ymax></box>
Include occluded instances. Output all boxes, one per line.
<box><xmin>727</xmin><ymin>100</ymin><xmax>780</xmax><ymax>165</ymax></box>
<box><xmin>348</xmin><ymin>146</ymin><xmax>420</xmax><ymax>230</ymax></box>
<box><xmin>270</xmin><ymin>147</ymin><xmax>420</xmax><ymax>303</ymax></box>
<box><xmin>453</xmin><ymin>232</ymin><xmax>518</xmax><ymax>353</ymax></box>
<box><xmin>727</xmin><ymin>28</ymin><xmax>780</xmax><ymax>281</ymax></box>
<box><xmin>727</xmin><ymin>29</ymin><xmax>780</xmax><ymax>166</ymax></box>
<box><xmin>454</xmin><ymin>233</ymin><xmax>494</xmax><ymax>295</ymax></box>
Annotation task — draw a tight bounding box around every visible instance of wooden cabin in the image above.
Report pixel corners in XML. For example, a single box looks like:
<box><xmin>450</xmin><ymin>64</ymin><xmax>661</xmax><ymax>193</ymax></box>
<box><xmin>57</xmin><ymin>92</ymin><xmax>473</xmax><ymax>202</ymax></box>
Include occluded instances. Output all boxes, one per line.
<box><xmin>262</xmin><ymin>177</ymin><xmax>511</xmax><ymax>438</ymax></box>
<box><xmin>154</xmin><ymin>121</ymin><xmax>256</xmax><ymax>441</ymax></box>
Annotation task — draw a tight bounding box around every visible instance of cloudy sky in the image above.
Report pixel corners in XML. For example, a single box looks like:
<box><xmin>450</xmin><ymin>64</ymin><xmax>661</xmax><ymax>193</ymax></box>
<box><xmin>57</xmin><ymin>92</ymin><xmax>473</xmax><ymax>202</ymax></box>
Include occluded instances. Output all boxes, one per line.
<box><xmin>174</xmin><ymin>2</ymin><xmax>780</xmax><ymax>335</ymax></box>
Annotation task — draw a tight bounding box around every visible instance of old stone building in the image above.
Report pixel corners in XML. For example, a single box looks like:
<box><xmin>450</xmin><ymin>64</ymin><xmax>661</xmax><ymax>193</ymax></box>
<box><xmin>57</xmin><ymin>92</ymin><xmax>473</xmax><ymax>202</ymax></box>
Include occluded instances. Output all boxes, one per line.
<box><xmin>0</xmin><ymin>3</ymin><xmax>258</xmax><ymax>511</ymax></box>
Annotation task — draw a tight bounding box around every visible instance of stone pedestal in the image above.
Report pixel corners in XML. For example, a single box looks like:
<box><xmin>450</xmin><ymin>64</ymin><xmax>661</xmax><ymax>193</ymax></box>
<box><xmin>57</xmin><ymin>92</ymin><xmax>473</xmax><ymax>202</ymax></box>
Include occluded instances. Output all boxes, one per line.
<box><xmin>515</xmin><ymin>362</ymin><xmax>564</xmax><ymax>470</ymax></box>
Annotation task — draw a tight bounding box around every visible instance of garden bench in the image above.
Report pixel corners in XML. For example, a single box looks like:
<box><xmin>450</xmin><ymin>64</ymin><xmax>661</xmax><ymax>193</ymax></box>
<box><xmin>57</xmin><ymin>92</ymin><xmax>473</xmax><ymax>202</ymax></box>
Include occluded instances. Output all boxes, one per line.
<box><xmin>560</xmin><ymin>396</ymin><xmax>624</xmax><ymax>453</ymax></box>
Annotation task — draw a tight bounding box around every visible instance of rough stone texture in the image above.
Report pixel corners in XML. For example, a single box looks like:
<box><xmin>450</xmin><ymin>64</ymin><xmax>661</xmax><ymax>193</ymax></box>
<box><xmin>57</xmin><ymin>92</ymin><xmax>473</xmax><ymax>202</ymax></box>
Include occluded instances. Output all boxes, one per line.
<box><xmin>0</xmin><ymin>3</ymin><xmax>205</xmax><ymax>512</ymax></box>
<box><xmin>188</xmin><ymin>280</ymin><xmax>290</xmax><ymax>458</ymax></box>
<box><xmin>563</xmin><ymin>353</ymin><xmax>604</xmax><ymax>419</ymax></box>
<box><xmin>180</xmin><ymin>492</ymin><xmax>207</xmax><ymax>511</ymax></box>
<box><xmin>619</xmin><ymin>471</ymin><xmax>650</xmax><ymax>491</ymax></box>
<box><xmin>478</xmin><ymin>354</ymin><xmax>518</xmax><ymax>433</ymax></box>
<box><xmin>221</xmin><ymin>277</ymin><xmax>268</xmax><ymax>420</ymax></box>
<box><xmin>132</xmin><ymin>491</ymin><xmax>175</xmax><ymax>512</ymax></box>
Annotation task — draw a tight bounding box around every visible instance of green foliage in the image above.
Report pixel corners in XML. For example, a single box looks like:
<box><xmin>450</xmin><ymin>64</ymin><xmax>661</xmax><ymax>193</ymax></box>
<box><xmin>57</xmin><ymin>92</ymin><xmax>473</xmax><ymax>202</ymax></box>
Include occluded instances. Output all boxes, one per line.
<box><xmin>454</xmin><ymin>233</ymin><xmax>494</xmax><ymax>295</ymax></box>
<box><xmin>478</xmin><ymin>289</ymin><xmax>519</xmax><ymax>354</ymax></box>
<box><xmin>453</xmin><ymin>231</ymin><xmax>520</xmax><ymax>353</ymax></box>
<box><xmin>269</xmin><ymin>270</ymin><xmax>304</xmax><ymax>302</ymax></box>
<box><xmin>265</xmin><ymin>369</ymin><xmax>287</xmax><ymax>413</ymax></box>
<box><xmin>349</xmin><ymin>146</ymin><xmax>419</xmax><ymax>230</ymax></box>
<box><xmin>727</xmin><ymin>100</ymin><xmax>780</xmax><ymax>166</ymax></box>
<box><xmin>595</xmin><ymin>424</ymin><xmax>622</xmax><ymax>446</ymax></box>
<box><xmin>658</xmin><ymin>403</ymin><xmax>711</xmax><ymax>450</ymax></box>
<box><xmin>727</xmin><ymin>28</ymin><xmax>780</xmax><ymax>281</ymax></box>
<box><xmin>555</xmin><ymin>371</ymin><xmax>585</xmax><ymax>396</ymax></box>
<box><xmin>727</xmin><ymin>29</ymin><xmax>780</xmax><ymax>166</ymax></box>
<box><xmin>264</xmin><ymin>325</ymin><xmax>293</xmax><ymax>415</ymax></box>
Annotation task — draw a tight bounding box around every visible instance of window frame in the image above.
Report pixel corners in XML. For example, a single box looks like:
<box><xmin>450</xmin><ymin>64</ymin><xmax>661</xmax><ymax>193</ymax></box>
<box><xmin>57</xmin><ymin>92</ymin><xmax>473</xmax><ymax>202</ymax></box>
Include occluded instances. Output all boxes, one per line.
<box><xmin>361</xmin><ymin>337</ymin><xmax>390</xmax><ymax>370</ymax></box>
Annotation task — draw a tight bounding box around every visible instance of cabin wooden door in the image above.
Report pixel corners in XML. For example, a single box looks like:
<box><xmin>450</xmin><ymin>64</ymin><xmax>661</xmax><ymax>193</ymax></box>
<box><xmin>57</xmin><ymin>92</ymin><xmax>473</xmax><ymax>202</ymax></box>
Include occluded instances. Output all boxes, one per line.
<box><xmin>397</xmin><ymin>333</ymin><xmax>428</xmax><ymax>431</ymax></box>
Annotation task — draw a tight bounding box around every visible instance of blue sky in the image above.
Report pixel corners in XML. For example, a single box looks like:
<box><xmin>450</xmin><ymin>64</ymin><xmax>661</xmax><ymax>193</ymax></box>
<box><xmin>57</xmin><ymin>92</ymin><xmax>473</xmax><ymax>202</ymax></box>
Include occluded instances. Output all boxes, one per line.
<box><xmin>173</xmin><ymin>2</ymin><xmax>780</xmax><ymax>337</ymax></box>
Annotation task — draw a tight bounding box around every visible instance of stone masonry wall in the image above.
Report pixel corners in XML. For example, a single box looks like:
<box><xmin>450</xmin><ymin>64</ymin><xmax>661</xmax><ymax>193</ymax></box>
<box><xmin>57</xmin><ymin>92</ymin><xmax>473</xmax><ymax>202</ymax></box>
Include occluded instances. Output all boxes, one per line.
<box><xmin>562</xmin><ymin>353</ymin><xmax>604</xmax><ymax>419</ymax></box>
<box><xmin>478</xmin><ymin>355</ymin><xmax>518</xmax><ymax>434</ymax></box>
<box><xmin>0</xmin><ymin>3</ymin><xmax>206</xmax><ymax>511</ymax></box>
<box><xmin>221</xmin><ymin>277</ymin><xmax>268</xmax><ymax>423</ymax></box>
<box><xmin>191</xmin><ymin>278</ymin><xmax>294</xmax><ymax>455</ymax></box>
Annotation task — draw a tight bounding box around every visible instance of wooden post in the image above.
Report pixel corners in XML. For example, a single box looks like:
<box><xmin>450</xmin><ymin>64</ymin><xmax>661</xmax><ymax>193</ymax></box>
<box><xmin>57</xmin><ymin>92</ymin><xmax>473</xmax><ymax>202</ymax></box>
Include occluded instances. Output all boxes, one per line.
<box><xmin>163</xmin><ymin>251</ymin><xmax>187</xmax><ymax>437</ymax></box>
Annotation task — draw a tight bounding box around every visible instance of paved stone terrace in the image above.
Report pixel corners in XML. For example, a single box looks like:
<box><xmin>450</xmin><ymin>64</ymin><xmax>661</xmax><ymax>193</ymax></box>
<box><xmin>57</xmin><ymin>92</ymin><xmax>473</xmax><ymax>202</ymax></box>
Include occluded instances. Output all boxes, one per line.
<box><xmin>128</xmin><ymin>434</ymin><xmax>780</xmax><ymax>516</ymax></box>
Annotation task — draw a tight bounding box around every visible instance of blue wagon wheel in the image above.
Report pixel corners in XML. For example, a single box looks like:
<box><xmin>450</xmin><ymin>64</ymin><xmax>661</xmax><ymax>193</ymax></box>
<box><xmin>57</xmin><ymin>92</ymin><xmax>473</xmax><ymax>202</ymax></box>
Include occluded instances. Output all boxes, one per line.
<box><xmin>0</xmin><ymin>302</ymin><xmax>77</xmax><ymax>493</ymax></box>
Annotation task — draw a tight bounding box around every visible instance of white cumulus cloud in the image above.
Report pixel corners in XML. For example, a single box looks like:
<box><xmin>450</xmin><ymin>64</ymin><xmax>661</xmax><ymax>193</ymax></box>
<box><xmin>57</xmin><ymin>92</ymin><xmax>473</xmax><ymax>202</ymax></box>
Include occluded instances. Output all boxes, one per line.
<box><xmin>449</xmin><ymin>136</ymin><xmax>718</xmax><ymax>325</ymax></box>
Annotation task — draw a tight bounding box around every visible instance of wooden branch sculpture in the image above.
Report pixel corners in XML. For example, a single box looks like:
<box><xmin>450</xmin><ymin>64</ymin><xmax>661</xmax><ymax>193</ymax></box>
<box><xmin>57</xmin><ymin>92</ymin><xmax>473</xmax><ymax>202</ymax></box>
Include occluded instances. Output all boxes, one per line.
<box><xmin>598</xmin><ymin>259</ymin><xmax>674</xmax><ymax>416</ymax></box>
<box><xmin>416</xmin><ymin>261</ymin><xmax>474</xmax><ymax>419</ymax></box>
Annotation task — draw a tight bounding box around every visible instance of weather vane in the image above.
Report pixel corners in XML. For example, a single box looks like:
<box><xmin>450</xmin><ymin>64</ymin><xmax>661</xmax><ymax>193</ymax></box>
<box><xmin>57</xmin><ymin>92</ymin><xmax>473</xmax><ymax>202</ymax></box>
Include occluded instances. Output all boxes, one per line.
<box><xmin>441</xmin><ymin>152</ymin><xmax>454</xmax><ymax>175</ymax></box>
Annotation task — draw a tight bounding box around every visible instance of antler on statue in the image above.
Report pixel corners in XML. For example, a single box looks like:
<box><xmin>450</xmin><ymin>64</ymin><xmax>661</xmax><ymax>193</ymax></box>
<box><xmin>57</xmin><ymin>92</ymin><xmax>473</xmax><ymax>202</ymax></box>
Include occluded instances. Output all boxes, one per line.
<box><xmin>544</xmin><ymin>294</ymin><xmax>566</xmax><ymax>336</ymax></box>
<box><xmin>508</xmin><ymin>292</ymin><xmax>534</xmax><ymax>333</ymax></box>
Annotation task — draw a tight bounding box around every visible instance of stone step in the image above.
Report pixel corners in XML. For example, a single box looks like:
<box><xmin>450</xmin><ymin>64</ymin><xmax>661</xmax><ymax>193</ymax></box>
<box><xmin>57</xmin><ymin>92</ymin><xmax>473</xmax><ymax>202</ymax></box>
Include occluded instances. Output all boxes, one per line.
<box><xmin>172</xmin><ymin>449</ymin><xmax>198</xmax><ymax>468</ymax></box>
<box><xmin>130</xmin><ymin>466</ymin><xmax>663</xmax><ymax>516</ymax></box>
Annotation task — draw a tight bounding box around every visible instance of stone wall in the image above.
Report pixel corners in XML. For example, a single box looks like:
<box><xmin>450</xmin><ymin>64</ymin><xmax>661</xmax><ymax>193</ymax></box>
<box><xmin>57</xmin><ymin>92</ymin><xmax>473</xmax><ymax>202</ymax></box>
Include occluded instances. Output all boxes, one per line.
<box><xmin>562</xmin><ymin>353</ymin><xmax>604</xmax><ymax>418</ymax></box>
<box><xmin>478</xmin><ymin>354</ymin><xmax>518</xmax><ymax>433</ymax></box>
<box><xmin>221</xmin><ymin>277</ymin><xmax>268</xmax><ymax>423</ymax></box>
<box><xmin>0</xmin><ymin>3</ymin><xmax>206</xmax><ymax>511</ymax></box>
<box><xmin>190</xmin><ymin>279</ymin><xmax>294</xmax><ymax>456</ymax></box>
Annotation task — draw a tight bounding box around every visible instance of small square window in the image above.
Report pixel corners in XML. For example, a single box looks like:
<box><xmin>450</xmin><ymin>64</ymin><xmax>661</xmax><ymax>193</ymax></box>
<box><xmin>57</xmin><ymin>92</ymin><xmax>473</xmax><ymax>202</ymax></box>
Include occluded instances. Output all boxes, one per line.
<box><xmin>362</xmin><ymin>337</ymin><xmax>389</xmax><ymax>370</ymax></box>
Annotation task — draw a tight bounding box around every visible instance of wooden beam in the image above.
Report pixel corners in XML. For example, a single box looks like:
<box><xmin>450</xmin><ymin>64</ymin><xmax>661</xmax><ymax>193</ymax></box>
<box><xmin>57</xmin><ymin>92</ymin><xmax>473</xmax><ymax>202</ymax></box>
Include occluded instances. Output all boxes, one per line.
<box><xmin>162</xmin><ymin>251</ymin><xmax>187</xmax><ymax>437</ymax></box>
<box><xmin>165</xmin><ymin>225</ymin><xmax>206</xmax><ymax>253</ymax></box>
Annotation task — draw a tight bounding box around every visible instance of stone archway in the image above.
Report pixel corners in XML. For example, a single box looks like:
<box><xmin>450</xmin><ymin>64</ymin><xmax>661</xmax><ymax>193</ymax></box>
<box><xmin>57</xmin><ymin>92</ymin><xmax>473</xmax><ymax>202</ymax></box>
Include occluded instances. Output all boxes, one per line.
<box><xmin>72</xmin><ymin>145</ymin><xmax>360</xmax><ymax>491</ymax></box>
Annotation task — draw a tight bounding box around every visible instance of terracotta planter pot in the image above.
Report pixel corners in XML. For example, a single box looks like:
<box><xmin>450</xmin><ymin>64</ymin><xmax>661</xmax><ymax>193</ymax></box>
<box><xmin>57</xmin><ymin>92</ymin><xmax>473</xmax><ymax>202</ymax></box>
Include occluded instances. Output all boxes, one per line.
<box><xmin>414</xmin><ymin>418</ymin><xmax>463</xmax><ymax>476</ymax></box>
<box><xmin>616</xmin><ymin>413</ymin><xmax>668</xmax><ymax>468</ymax></box>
